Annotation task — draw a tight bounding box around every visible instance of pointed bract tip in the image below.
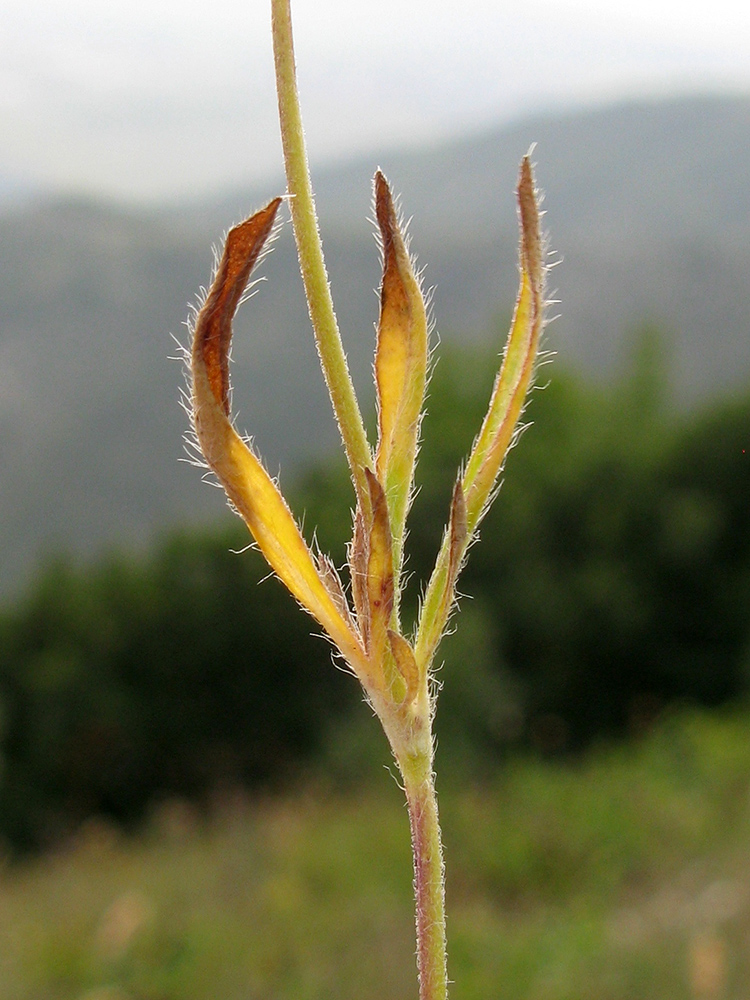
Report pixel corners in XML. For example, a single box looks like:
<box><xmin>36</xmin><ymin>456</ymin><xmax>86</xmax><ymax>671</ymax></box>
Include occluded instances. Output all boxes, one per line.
<box><xmin>374</xmin><ymin>171</ymin><xmax>397</xmax><ymax>248</ymax></box>
<box><xmin>517</xmin><ymin>159</ymin><xmax>542</xmax><ymax>286</ymax></box>
<box><xmin>194</xmin><ymin>197</ymin><xmax>283</xmax><ymax>415</ymax></box>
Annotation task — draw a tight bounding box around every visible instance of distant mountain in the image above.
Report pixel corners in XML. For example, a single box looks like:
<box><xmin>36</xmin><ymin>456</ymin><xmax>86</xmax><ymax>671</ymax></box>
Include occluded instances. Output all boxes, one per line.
<box><xmin>1</xmin><ymin>94</ymin><xmax>749</xmax><ymax>596</ymax></box>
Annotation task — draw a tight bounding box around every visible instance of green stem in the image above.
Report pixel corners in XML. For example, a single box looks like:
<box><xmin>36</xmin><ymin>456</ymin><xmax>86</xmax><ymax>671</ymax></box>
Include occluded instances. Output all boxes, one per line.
<box><xmin>270</xmin><ymin>0</ymin><xmax>373</xmax><ymax>509</ymax></box>
<box><xmin>402</xmin><ymin>746</ymin><xmax>448</xmax><ymax>1000</ymax></box>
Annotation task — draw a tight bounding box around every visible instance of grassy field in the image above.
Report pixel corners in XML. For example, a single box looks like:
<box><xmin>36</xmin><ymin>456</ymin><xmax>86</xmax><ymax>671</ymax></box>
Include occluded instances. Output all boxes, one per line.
<box><xmin>3</xmin><ymin>706</ymin><xmax>750</xmax><ymax>999</ymax></box>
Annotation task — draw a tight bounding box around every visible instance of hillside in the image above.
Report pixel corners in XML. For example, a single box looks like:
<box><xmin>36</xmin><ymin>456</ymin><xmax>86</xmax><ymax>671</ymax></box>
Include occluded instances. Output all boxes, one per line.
<box><xmin>1</xmin><ymin>94</ymin><xmax>749</xmax><ymax>595</ymax></box>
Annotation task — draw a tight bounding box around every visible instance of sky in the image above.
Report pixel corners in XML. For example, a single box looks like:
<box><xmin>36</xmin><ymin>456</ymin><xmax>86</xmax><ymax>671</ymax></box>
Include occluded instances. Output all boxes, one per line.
<box><xmin>2</xmin><ymin>0</ymin><xmax>750</xmax><ymax>204</ymax></box>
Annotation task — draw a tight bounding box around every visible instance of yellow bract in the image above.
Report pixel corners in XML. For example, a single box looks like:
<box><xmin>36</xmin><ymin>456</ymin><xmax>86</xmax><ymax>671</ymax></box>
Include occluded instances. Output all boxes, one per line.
<box><xmin>415</xmin><ymin>156</ymin><xmax>544</xmax><ymax>674</ymax></box>
<box><xmin>374</xmin><ymin>171</ymin><xmax>428</xmax><ymax>589</ymax></box>
<box><xmin>190</xmin><ymin>205</ymin><xmax>368</xmax><ymax>681</ymax></box>
<box><xmin>463</xmin><ymin>158</ymin><xmax>544</xmax><ymax>532</ymax></box>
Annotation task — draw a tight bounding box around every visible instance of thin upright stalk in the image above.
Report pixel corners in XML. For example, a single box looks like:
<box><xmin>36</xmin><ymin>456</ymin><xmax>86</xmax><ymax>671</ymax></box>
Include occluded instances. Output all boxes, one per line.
<box><xmin>402</xmin><ymin>741</ymin><xmax>448</xmax><ymax>1000</ymax></box>
<box><xmin>270</xmin><ymin>0</ymin><xmax>373</xmax><ymax>509</ymax></box>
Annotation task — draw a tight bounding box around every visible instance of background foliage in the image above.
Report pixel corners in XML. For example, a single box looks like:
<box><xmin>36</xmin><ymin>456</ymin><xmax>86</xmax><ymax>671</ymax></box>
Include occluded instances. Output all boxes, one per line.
<box><xmin>4</xmin><ymin>707</ymin><xmax>750</xmax><ymax>999</ymax></box>
<box><xmin>1</xmin><ymin>335</ymin><xmax>749</xmax><ymax>849</ymax></box>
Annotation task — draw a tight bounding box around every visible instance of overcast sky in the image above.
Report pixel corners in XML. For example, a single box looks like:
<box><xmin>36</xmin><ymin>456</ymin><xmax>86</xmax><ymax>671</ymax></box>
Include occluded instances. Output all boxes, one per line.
<box><xmin>2</xmin><ymin>0</ymin><xmax>750</xmax><ymax>204</ymax></box>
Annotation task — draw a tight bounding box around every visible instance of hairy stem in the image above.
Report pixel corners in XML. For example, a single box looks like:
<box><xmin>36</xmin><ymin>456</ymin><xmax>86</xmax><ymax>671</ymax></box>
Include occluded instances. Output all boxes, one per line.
<box><xmin>270</xmin><ymin>0</ymin><xmax>373</xmax><ymax>510</ymax></box>
<box><xmin>402</xmin><ymin>745</ymin><xmax>448</xmax><ymax>1000</ymax></box>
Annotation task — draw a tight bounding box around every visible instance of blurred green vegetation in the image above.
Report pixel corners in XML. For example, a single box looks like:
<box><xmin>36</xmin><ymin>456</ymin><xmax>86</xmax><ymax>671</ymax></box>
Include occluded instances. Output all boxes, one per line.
<box><xmin>0</xmin><ymin>331</ymin><xmax>749</xmax><ymax>849</ymax></box>
<box><xmin>3</xmin><ymin>706</ymin><xmax>750</xmax><ymax>998</ymax></box>
<box><xmin>0</xmin><ymin>533</ymin><xmax>353</xmax><ymax>849</ymax></box>
<box><xmin>301</xmin><ymin>330</ymin><xmax>750</xmax><ymax>752</ymax></box>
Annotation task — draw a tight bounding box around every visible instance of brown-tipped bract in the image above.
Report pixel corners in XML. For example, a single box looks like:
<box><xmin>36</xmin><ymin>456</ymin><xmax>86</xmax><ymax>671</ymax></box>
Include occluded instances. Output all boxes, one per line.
<box><xmin>190</xmin><ymin>201</ymin><xmax>369</xmax><ymax>679</ymax></box>
<box><xmin>374</xmin><ymin>171</ymin><xmax>428</xmax><ymax>588</ymax></box>
<box><xmin>415</xmin><ymin>156</ymin><xmax>545</xmax><ymax>674</ymax></box>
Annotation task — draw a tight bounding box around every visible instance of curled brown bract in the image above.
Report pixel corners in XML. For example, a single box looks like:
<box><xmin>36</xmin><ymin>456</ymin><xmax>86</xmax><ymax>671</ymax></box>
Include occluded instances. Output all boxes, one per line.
<box><xmin>194</xmin><ymin>199</ymin><xmax>282</xmax><ymax>415</ymax></box>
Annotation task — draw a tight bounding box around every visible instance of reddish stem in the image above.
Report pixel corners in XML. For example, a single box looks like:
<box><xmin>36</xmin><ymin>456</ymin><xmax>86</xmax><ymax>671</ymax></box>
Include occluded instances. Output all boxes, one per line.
<box><xmin>406</xmin><ymin>773</ymin><xmax>448</xmax><ymax>1000</ymax></box>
